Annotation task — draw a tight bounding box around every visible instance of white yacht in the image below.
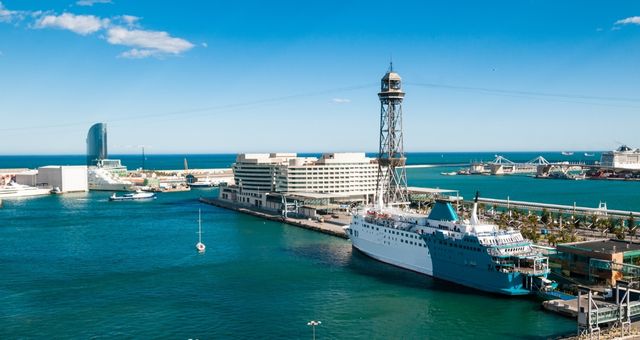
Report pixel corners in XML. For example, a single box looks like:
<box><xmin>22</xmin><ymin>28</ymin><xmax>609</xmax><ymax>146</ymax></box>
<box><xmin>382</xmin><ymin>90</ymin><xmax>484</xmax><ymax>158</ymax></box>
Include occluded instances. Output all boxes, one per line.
<box><xmin>109</xmin><ymin>191</ymin><xmax>156</xmax><ymax>201</ymax></box>
<box><xmin>188</xmin><ymin>178</ymin><xmax>217</xmax><ymax>188</ymax></box>
<box><xmin>0</xmin><ymin>182</ymin><xmax>52</xmax><ymax>198</ymax></box>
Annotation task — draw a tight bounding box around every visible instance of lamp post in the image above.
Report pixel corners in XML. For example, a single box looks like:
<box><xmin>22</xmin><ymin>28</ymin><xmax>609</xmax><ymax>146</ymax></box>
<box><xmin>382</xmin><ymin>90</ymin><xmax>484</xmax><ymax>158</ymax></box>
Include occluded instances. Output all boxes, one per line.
<box><xmin>307</xmin><ymin>320</ymin><xmax>321</xmax><ymax>340</ymax></box>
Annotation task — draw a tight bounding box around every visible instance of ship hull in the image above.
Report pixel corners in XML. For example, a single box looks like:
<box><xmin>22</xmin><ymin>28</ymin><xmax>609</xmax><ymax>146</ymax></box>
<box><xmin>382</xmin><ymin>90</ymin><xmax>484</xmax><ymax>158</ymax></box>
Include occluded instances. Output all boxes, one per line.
<box><xmin>352</xmin><ymin>241</ymin><xmax>532</xmax><ymax>296</ymax></box>
<box><xmin>88</xmin><ymin>183</ymin><xmax>134</xmax><ymax>191</ymax></box>
<box><xmin>0</xmin><ymin>188</ymin><xmax>51</xmax><ymax>199</ymax></box>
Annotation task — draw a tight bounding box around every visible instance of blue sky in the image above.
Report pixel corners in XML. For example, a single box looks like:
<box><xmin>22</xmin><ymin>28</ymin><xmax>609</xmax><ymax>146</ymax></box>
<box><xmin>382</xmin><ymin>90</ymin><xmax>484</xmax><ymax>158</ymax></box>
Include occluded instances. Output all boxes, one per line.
<box><xmin>0</xmin><ymin>0</ymin><xmax>639</xmax><ymax>154</ymax></box>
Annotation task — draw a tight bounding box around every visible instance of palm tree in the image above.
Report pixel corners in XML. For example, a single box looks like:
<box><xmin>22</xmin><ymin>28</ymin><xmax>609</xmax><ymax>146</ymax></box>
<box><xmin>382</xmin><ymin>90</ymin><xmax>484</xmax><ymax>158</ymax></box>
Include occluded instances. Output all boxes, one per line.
<box><xmin>588</xmin><ymin>214</ymin><xmax>598</xmax><ymax>236</ymax></box>
<box><xmin>598</xmin><ymin>218</ymin><xmax>611</xmax><ymax>237</ymax></box>
<box><xmin>541</xmin><ymin>208</ymin><xmax>550</xmax><ymax>225</ymax></box>
<box><xmin>615</xmin><ymin>225</ymin><xmax>626</xmax><ymax>240</ymax></box>
<box><xmin>547</xmin><ymin>233</ymin><xmax>558</xmax><ymax>246</ymax></box>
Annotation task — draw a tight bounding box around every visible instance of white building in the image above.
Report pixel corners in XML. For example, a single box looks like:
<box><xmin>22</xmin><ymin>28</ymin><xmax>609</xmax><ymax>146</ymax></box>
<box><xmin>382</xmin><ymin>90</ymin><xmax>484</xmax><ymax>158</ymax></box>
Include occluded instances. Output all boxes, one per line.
<box><xmin>277</xmin><ymin>153</ymin><xmax>377</xmax><ymax>197</ymax></box>
<box><xmin>601</xmin><ymin>145</ymin><xmax>640</xmax><ymax>170</ymax></box>
<box><xmin>37</xmin><ymin>166</ymin><xmax>88</xmax><ymax>193</ymax></box>
<box><xmin>15</xmin><ymin>170</ymin><xmax>38</xmax><ymax>186</ymax></box>
<box><xmin>220</xmin><ymin>152</ymin><xmax>378</xmax><ymax>209</ymax></box>
<box><xmin>233</xmin><ymin>153</ymin><xmax>297</xmax><ymax>192</ymax></box>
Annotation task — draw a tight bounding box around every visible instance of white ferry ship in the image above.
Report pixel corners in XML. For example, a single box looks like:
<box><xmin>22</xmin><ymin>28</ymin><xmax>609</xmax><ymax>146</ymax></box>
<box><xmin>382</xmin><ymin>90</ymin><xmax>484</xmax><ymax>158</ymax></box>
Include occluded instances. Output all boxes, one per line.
<box><xmin>347</xmin><ymin>196</ymin><xmax>554</xmax><ymax>296</ymax></box>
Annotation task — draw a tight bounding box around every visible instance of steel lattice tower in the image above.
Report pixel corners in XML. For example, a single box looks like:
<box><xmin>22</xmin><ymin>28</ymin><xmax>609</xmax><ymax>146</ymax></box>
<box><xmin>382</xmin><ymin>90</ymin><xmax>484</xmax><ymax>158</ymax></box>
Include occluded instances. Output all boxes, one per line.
<box><xmin>375</xmin><ymin>63</ymin><xmax>408</xmax><ymax>205</ymax></box>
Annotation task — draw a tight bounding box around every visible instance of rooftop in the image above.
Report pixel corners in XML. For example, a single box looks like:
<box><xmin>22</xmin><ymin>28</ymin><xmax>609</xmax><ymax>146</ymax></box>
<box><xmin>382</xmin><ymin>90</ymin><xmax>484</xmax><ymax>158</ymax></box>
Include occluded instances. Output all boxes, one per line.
<box><xmin>558</xmin><ymin>239</ymin><xmax>640</xmax><ymax>254</ymax></box>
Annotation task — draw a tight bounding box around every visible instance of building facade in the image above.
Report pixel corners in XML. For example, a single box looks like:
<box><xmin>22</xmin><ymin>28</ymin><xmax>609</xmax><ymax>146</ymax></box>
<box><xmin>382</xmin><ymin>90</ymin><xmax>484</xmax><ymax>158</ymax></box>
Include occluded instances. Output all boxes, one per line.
<box><xmin>553</xmin><ymin>239</ymin><xmax>640</xmax><ymax>285</ymax></box>
<box><xmin>219</xmin><ymin>152</ymin><xmax>377</xmax><ymax>211</ymax></box>
<box><xmin>37</xmin><ymin>166</ymin><xmax>88</xmax><ymax>193</ymax></box>
<box><xmin>86</xmin><ymin>123</ymin><xmax>108</xmax><ymax>166</ymax></box>
<box><xmin>276</xmin><ymin>153</ymin><xmax>376</xmax><ymax>197</ymax></box>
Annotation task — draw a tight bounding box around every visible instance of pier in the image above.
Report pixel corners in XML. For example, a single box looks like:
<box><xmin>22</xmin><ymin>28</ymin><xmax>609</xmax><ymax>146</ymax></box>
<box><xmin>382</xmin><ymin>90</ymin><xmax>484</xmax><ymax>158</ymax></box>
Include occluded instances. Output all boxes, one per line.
<box><xmin>199</xmin><ymin>197</ymin><xmax>348</xmax><ymax>239</ymax></box>
<box><xmin>475</xmin><ymin>197</ymin><xmax>640</xmax><ymax>219</ymax></box>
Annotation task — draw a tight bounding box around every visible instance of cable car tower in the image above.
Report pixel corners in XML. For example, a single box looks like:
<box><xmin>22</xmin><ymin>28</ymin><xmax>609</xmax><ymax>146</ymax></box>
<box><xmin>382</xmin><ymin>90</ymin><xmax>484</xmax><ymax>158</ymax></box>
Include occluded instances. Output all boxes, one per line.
<box><xmin>375</xmin><ymin>63</ymin><xmax>409</xmax><ymax>205</ymax></box>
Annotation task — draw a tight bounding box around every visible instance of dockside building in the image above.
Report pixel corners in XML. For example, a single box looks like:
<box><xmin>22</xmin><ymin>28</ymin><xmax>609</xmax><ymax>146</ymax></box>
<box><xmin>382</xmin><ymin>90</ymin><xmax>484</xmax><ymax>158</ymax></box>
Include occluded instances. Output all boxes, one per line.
<box><xmin>219</xmin><ymin>152</ymin><xmax>378</xmax><ymax>213</ymax></box>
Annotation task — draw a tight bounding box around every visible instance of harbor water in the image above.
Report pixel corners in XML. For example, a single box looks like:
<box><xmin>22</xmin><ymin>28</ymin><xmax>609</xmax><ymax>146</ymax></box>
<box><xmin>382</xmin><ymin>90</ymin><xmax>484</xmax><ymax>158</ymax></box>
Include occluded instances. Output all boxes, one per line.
<box><xmin>2</xmin><ymin>152</ymin><xmax>636</xmax><ymax>338</ymax></box>
<box><xmin>1</xmin><ymin>190</ymin><xmax>575</xmax><ymax>339</ymax></box>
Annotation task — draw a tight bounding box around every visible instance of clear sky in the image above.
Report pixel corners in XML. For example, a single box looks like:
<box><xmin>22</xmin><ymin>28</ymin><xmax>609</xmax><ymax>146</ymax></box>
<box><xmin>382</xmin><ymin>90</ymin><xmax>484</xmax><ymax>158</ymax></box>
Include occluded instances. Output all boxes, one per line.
<box><xmin>0</xmin><ymin>0</ymin><xmax>639</xmax><ymax>154</ymax></box>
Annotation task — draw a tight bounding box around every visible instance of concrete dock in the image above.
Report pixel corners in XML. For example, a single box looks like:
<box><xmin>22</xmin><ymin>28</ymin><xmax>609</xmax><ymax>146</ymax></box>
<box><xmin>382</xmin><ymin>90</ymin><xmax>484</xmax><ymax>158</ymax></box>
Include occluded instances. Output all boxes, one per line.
<box><xmin>199</xmin><ymin>197</ymin><xmax>348</xmax><ymax>239</ymax></box>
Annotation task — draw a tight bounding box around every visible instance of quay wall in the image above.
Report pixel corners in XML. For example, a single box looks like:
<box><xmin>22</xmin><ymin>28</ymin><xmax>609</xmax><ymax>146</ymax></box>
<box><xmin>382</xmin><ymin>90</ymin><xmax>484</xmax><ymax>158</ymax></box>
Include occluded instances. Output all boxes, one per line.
<box><xmin>199</xmin><ymin>197</ymin><xmax>348</xmax><ymax>239</ymax></box>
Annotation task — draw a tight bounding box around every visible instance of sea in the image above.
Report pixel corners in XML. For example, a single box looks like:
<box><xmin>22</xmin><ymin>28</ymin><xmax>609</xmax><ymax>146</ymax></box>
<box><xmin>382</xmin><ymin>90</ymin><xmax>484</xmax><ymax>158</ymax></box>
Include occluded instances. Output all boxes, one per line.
<box><xmin>2</xmin><ymin>152</ymin><xmax>636</xmax><ymax>339</ymax></box>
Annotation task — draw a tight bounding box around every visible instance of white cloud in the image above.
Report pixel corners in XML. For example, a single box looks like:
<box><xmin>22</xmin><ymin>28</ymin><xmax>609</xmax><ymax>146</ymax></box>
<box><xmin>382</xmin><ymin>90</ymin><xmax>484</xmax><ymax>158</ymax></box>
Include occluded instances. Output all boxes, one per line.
<box><xmin>119</xmin><ymin>48</ymin><xmax>156</xmax><ymax>59</ymax></box>
<box><xmin>614</xmin><ymin>16</ymin><xmax>640</xmax><ymax>26</ymax></box>
<box><xmin>2</xmin><ymin>2</ymin><xmax>194</xmax><ymax>59</ymax></box>
<box><xmin>76</xmin><ymin>0</ymin><xmax>112</xmax><ymax>6</ymax></box>
<box><xmin>118</xmin><ymin>14</ymin><xmax>140</xmax><ymax>27</ymax></box>
<box><xmin>35</xmin><ymin>13</ymin><xmax>109</xmax><ymax>35</ymax></box>
<box><xmin>0</xmin><ymin>1</ymin><xmax>25</xmax><ymax>23</ymax></box>
<box><xmin>107</xmin><ymin>26</ymin><xmax>194</xmax><ymax>57</ymax></box>
<box><xmin>332</xmin><ymin>98</ymin><xmax>351</xmax><ymax>104</ymax></box>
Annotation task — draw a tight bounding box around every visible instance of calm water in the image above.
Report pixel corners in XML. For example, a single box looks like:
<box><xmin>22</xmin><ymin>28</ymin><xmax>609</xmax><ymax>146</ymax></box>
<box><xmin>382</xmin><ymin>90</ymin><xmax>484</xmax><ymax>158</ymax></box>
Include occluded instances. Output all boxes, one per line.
<box><xmin>3</xmin><ymin>152</ymin><xmax>635</xmax><ymax>338</ymax></box>
<box><xmin>0</xmin><ymin>190</ymin><xmax>575</xmax><ymax>339</ymax></box>
<box><xmin>0</xmin><ymin>151</ymin><xmax>601</xmax><ymax>170</ymax></box>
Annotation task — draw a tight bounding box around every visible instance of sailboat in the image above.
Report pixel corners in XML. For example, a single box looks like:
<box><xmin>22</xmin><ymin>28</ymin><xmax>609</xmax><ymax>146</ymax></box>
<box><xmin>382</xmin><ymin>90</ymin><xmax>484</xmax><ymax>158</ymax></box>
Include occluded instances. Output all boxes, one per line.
<box><xmin>195</xmin><ymin>209</ymin><xmax>206</xmax><ymax>253</ymax></box>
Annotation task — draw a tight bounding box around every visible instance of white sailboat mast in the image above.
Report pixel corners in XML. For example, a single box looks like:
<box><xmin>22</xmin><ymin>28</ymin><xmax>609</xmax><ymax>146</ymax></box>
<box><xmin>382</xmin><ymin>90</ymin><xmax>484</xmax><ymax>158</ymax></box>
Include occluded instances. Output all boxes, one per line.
<box><xmin>198</xmin><ymin>208</ymin><xmax>202</xmax><ymax>243</ymax></box>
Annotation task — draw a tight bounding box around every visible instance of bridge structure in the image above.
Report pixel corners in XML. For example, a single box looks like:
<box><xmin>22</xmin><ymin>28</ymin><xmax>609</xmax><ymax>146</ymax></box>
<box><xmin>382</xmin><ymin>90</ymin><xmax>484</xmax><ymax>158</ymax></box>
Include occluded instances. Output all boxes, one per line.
<box><xmin>577</xmin><ymin>281</ymin><xmax>639</xmax><ymax>339</ymax></box>
<box><xmin>469</xmin><ymin>155</ymin><xmax>588</xmax><ymax>176</ymax></box>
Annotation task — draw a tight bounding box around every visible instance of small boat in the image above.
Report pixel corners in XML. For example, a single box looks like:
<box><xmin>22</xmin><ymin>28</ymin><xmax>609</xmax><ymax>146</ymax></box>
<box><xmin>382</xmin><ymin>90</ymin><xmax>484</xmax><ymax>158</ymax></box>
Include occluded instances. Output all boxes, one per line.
<box><xmin>195</xmin><ymin>209</ymin><xmax>206</xmax><ymax>253</ymax></box>
<box><xmin>109</xmin><ymin>191</ymin><xmax>156</xmax><ymax>201</ymax></box>
<box><xmin>440</xmin><ymin>171</ymin><xmax>457</xmax><ymax>176</ymax></box>
<box><xmin>561</xmin><ymin>151</ymin><xmax>574</xmax><ymax>156</ymax></box>
<box><xmin>584</xmin><ymin>153</ymin><xmax>595</xmax><ymax>157</ymax></box>
<box><xmin>188</xmin><ymin>179</ymin><xmax>216</xmax><ymax>188</ymax></box>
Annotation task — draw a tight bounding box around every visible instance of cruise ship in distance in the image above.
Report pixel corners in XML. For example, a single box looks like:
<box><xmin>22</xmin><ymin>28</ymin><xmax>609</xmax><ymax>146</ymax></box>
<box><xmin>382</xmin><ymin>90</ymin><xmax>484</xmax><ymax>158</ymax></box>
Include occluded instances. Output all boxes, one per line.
<box><xmin>88</xmin><ymin>167</ymin><xmax>133</xmax><ymax>191</ymax></box>
<box><xmin>347</xmin><ymin>195</ymin><xmax>554</xmax><ymax>296</ymax></box>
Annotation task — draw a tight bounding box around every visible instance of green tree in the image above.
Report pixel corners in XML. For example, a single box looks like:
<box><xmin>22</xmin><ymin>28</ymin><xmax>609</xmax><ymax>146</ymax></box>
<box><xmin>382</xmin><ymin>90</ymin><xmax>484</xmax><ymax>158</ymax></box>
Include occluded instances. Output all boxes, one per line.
<box><xmin>628</xmin><ymin>214</ymin><xmax>637</xmax><ymax>240</ymax></box>
<box><xmin>573</xmin><ymin>217</ymin><xmax>582</xmax><ymax>229</ymax></box>
<box><xmin>598</xmin><ymin>218</ymin><xmax>611</xmax><ymax>237</ymax></box>
<box><xmin>609</xmin><ymin>218</ymin><xmax>621</xmax><ymax>234</ymax></box>
<box><xmin>541</xmin><ymin>208</ymin><xmax>550</xmax><ymax>225</ymax></box>
<box><xmin>498</xmin><ymin>212</ymin><xmax>509</xmax><ymax>229</ymax></box>
<box><xmin>587</xmin><ymin>215</ymin><xmax>597</xmax><ymax>235</ymax></box>
<box><xmin>547</xmin><ymin>233</ymin><xmax>558</xmax><ymax>246</ymax></box>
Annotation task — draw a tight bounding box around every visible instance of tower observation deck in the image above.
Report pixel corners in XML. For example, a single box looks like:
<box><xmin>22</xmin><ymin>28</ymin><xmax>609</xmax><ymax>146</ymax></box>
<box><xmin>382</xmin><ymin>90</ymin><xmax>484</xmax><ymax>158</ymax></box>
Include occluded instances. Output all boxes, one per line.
<box><xmin>376</xmin><ymin>64</ymin><xmax>409</xmax><ymax>205</ymax></box>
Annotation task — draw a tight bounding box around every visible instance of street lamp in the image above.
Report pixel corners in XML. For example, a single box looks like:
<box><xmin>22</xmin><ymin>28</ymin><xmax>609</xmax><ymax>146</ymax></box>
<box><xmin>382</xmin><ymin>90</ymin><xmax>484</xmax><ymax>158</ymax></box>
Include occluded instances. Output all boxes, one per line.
<box><xmin>307</xmin><ymin>320</ymin><xmax>321</xmax><ymax>340</ymax></box>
